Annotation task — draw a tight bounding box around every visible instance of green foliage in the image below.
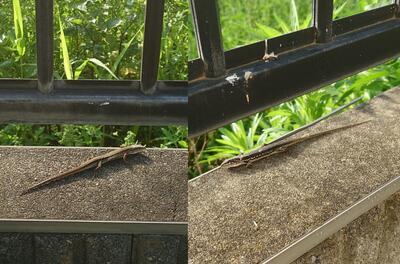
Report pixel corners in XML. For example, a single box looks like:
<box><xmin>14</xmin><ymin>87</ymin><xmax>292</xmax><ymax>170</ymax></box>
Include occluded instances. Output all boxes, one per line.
<box><xmin>0</xmin><ymin>125</ymin><xmax>57</xmax><ymax>146</ymax></box>
<box><xmin>56</xmin><ymin>125</ymin><xmax>105</xmax><ymax>146</ymax></box>
<box><xmin>0</xmin><ymin>0</ymin><xmax>31</xmax><ymax>78</ymax></box>
<box><xmin>334</xmin><ymin>0</ymin><xmax>392</xmax><ymax>19</ymax></box>
<box><xmin>0</xmin><ymin>124</ymin><xmax>188</xmax><ymax>149</ymax></box>
<box><xmin>157</xmin><ymin>126</ymin><xmax>188</xmax><ymax>148</ymax></box>
<box><xmin>1</xmin><ymin>0</ymin><xmax>187</xmax><ymax>80</ymax></box>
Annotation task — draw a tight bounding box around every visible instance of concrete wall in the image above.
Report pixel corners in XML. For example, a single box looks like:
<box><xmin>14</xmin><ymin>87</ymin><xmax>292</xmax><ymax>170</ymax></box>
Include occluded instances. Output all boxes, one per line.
<box><xmin>0</xmin><ymin>233</ymin><xmax>187</xmax><ymax>264</ymax></box>
<box><xmin>295</xmin><ymin>192</ymin><xmax>400</xmax><ymax>264</ymax></box>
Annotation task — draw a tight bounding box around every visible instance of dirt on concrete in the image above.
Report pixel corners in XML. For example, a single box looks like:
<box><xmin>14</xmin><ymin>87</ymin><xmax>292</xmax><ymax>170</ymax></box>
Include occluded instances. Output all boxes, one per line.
<box><xmin>0</xmin><ymin>147</ymin><xmax>187</xmax><ymax>222</ymax></box>
<box><xmin>189</xmin><ymin>87</ymin><xmax>400</xmax><ymax>263</ymax></box>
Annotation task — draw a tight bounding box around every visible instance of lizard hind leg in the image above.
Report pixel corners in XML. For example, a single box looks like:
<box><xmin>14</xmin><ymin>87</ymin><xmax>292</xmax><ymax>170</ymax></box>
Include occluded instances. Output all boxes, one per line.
<box><xmin>245</xmin><ymin>161</ymin><xmax>253</xmax><ymax>168</ymax></box>
<box><xmin>123</xmin><ymin>153</ymin><xmax>128</xmax><ymax>163</ymax></box>
<box><xmin>93</xmin><ymin>160</ymin><xmax>102</xmax><ymax>177</ymax></box>
<box><xmin>95</xmin><ymin>160</ymin><xmax>102</xmax><ymax>171</ymax></box>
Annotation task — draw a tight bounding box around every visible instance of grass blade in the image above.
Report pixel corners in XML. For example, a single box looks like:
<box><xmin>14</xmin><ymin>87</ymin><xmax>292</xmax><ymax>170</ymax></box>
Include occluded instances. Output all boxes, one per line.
<box><xmin>57</xmin><ymin>6</ymin><xmax>73</xmax><ymax>80</ymax></box>
<box><xmin>88</xmin><ymin>58</ymin><xmax>119</xmax><ymax>80</ymax></box>
<box><xmin>12</xmin><ymin>0</ymin><xmax>25</xmax><ymax>57</ymax></box>
<box><xmin>290</xmin><ymin>0</ymin><xmax>299</xmax><ymax>31</ymax></box>
<box><xmin>255</xmin><ymin>22</ymin><xmax>282</xmax><ymax>38</ymax></box>
<box><xmin>73</xmin><ymin>59</ymin><xmax>89</xmax><ymax>80</ymax></box>
<box><xmin>111</xmin><ymin>24</ymin><xmax>144</xmax><ymax>74</ymax></box>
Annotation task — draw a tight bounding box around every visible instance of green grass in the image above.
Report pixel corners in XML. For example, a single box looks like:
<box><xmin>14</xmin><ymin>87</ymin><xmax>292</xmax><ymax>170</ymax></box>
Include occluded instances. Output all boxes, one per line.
<box><xmin>189</xmin><ymin>0</ymin><xmax>399</xmax><ymax>178</ymax></box>
<box><xmin>0</xmin><ymin>0</ymin><xmax>188</xmax><ymax>148</ymax></box>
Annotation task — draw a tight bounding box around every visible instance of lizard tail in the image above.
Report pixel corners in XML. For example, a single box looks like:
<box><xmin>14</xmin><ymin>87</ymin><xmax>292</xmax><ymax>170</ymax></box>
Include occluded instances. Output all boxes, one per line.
<box><xmin>20</xmin><ymin>187</ymin><xmax>34</xmax><ymax>196</ymax></box>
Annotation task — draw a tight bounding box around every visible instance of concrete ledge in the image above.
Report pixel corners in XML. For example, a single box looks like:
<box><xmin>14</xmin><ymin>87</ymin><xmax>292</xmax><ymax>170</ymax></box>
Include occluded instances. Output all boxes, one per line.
<box><xmin>189</xmin><ymin>87</ymin><xmax>400</xmax><ymax>263</ymax></box>
<box><xmin>0</xmin><ymin>147</ymin><xmax>188</xmax><ymax>263</ymax></box>
<box><xmin>0</xmin><ymin>147</ymin><xmax>187</xmax><ymax>222</ymax></box>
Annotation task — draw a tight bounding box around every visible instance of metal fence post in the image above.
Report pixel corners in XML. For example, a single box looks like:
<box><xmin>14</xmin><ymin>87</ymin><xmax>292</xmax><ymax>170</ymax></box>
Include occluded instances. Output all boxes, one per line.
<box><xmin>190</xmin><ymin>0</ymin><xmax>226</xmax><ymax>78</ymax></box>
<box><xmin>35</xmin><ymin>0</ymin><xmax>54</xmax><ymax>93</ymax></box>
<box><xmin>140</xmin><ymin>0</ymin><xmax>165</xmax><ymax>95</ymax></box>
<box><xmin>313</xmin><ymin>0</ymin><xmax>333</xmax><ymax>43</ymax></box>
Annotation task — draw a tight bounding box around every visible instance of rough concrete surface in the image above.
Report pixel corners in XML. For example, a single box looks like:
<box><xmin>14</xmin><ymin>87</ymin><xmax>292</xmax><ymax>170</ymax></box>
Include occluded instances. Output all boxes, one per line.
<box><xmin>0</xmin><ymin>147</ymin><xmax>187</xmax><ymax>222</ymax></box>
<box><xmin>294</xmin><ymin>192</ymin><xmax>400</xmax><ymax>264</ymax></box>
<box><xmin>189</xmin><ymin>87</ymin><xmax>400</xmax><ymax>263</ymax></box>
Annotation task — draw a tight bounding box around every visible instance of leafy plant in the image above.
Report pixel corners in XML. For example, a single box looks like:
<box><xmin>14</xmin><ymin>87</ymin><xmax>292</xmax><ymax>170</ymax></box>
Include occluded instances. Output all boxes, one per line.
<box><xmin>156</xmin><ymin>126</ymin><xmax>188</xmax><ymax>148</ymax></box>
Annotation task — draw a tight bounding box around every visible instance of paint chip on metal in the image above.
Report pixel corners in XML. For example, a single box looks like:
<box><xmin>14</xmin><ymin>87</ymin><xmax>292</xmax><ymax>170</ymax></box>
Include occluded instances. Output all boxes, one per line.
<box><xmin>244</xmin><ymin>71</ymin><xmax>254</xmax><ymax>81</ymax></box>
<box><xmin>225</xmin><ymin>74</ymin><xmax>239</xmax><ymax>86</ymax></box>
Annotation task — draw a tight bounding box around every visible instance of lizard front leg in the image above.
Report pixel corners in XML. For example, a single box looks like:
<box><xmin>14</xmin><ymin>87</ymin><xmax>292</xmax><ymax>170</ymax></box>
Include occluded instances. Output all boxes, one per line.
<box><xmin>92</xmin><ymin>160</ymin><xmax>103</xmax><ymax>177</ymax></box>
<box><xmin>227</xmin><ymin>160</ymin><xmax>248</xmax><ymax>169</ymax></box>
<box><xmin>95</xmin><ymin>160</ymin><xmax>102</xmax><ymax>170</ymax></box>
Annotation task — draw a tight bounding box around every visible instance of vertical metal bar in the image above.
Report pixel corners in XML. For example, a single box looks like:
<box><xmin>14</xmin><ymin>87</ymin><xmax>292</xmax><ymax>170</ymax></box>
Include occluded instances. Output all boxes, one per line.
<box><xmin>313</xmin><ymin>0</ymin><xmax>333</xmax><ymax>43</ymax></box>
<box><xmin>35</xmin><ymin>0</ymin><xmax>54</xmax><ymax>93</ymax></box>
<box><xmin>140</xmin><ymin>0</ymin><xmax>165</xmax><ymax>95</ymax></box>
<box><xmin>190</xmin><ymin>0</ymin><xmax>226</xmax><ymax>78</ymax></box>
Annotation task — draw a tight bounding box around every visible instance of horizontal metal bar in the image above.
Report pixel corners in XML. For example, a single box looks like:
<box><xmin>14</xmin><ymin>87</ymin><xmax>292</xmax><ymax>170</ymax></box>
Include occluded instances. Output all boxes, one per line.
<box><xmin>0</xmin><ymin>219</ymin><xmax>187</xmax><ymax>235</ymax></box>
<box><xmin>333</xmin><ymin>4</ymin><xmax>396</xmax><ymax>36</ymax></box>
<box><xmin>262</xmin><ymin>174</ymin><xmax>400</xmax><ymax>264</ymax></box>
<box><xmin>0</xmin><ymin>80</ymin><xmax>187</xmax><ymax>125</ymax></box>
<box><xmin>140</xmin><ymin>0</ymin><xmax>165</xmax><ymax>94</ymax></box>
<box><xmin>189</xmin><ymin>18</ymin><xmax>400</xmax><ymax>137</ymax></box>
<box><xmin>189</xmin><ymin>28</ymin><xmax>316</xmax><ymax>80</ymax></box>
<box><xmin>35</xmin><ymin>0</ymin><xmax>54</xmax><ymax>93</ymax></box>
<box><xmin>191</xmin><ymin>0</ymin><xmax>226</xmax><ymax>77</ymax></box>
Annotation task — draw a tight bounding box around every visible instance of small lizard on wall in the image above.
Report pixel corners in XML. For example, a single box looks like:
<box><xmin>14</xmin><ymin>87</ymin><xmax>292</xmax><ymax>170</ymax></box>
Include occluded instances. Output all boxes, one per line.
<box><xmin>21</xmin><ymin>145</ymin><xmax>146</xmax><ymax>195</ymax></box>
<box><xmin>221</xmin><ymin>120</ymin><xmax>370</xmax><ymax>169</ymax></box>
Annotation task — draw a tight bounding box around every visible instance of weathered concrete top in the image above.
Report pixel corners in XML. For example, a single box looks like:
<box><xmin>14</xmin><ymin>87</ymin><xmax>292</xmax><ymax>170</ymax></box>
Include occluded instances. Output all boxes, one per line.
<box><xmin>189</xmin><ymin>87</ymin><xmax>400</xmax><ymax>263</ymax></box>
<box><xmin>0</xmin><ymin>147</ymin><xmax>187</xmax><ymax>222</ymax></box>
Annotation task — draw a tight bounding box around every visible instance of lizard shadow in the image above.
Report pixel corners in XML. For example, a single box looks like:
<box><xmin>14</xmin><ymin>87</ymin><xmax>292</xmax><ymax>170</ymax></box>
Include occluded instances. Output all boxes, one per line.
<box><xmin>24</xmin><ymin>152</ymin><xmax>151</xmax><ymax>195</ymax></box>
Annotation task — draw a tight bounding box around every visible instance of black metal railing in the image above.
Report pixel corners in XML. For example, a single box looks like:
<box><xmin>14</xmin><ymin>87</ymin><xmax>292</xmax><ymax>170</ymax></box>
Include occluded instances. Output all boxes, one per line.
<box><xmin>189</xmin><ymin>0</ymin><xmax>400</xmax><ymax>137</ymax></box>
<box><xmin>0</xmin><ymin>0</ymin><xmax>187</xmax><ymax>126</ymax></box>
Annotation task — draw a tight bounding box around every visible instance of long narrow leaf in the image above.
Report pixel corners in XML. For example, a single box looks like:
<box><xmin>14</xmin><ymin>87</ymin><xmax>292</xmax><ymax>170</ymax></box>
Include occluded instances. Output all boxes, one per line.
<box><xmin>12</xmin><ymin>0</ymin><xmax>25</xmax><ymax>57</ymax></box>
<box><xmin>333</xmin><ymin>1</ymin><xmax>348</xmax><ymax>19</ymax></box>
<box><xmin>111</xmin><ymin>24</ymin><xmax>144</xmax><ymax>74</ymax></box>
<box><xmin>255</xmin><ymin>22</ymin><xmax>282</xmax><ymax>38</ymax></box>
<box><xmin>73</xmin><ymin>59</ymin><xmax>89</xmax><ymax>80</ymax></box>
<box><xmin>290</xmin><ymin>0</ymin><xmax>299</xmax><ymax>31</ymax></box>
<box><xmin>273</xmin><ymin>13</ymin><xmax>291</xmax><ymax>33</ymax></box>
<box><xmin>88</xmin><ymin>58</ymin><xmax>119</xmax><ymax>80</ymax></box>
<box><xmin>57</xmin><ymin>6</ymin><xmax>73</xmax><ymax>80</ymax></box>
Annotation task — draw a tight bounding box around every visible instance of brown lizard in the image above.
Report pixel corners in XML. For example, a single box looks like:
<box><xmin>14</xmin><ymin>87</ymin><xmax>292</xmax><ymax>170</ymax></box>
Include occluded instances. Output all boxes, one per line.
<box><xmin>221</xmin><ymin>120</ymin><xmax>370</xmax><ymax>169</ymax></box>
<box><xmin>21</xmin><ymin>145</ymin><xmax>146</xmax><ymax>195</ymax></box>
